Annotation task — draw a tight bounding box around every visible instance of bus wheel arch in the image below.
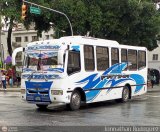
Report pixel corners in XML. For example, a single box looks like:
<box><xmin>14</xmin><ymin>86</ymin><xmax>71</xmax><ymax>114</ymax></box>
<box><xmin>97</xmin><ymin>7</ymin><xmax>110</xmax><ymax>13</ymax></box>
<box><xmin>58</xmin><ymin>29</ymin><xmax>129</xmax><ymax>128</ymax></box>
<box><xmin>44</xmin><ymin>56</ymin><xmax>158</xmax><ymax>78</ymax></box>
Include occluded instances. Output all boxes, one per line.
<box><xmin>121</xmin><ymin>84</ymin><xmax>131</xmax><ymax>102</ymax></box>
<box><xmin>125</xmin><ymin>84</ymin><xmax>131</xmax><ymax>99</ymax></box>
<box><xmin>68</xmin><ymin>88</ymin><xmax>86</xmax><ymax>110</ymax></box>
<box><xmin>73</xmin><ymin>87</ymin><xmax>86</xmax><ymax>102</ymax></box>
<box><xmin>116</xmin><ymin>84</ymin><xmax>131</xmax><ymax>103</ymax></box>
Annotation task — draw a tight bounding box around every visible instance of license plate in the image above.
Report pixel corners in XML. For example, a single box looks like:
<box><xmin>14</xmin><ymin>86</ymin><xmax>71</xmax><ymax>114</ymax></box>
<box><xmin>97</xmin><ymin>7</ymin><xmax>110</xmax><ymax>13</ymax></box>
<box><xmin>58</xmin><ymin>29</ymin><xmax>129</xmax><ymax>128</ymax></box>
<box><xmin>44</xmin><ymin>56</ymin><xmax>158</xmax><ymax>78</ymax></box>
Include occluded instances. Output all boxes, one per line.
<box><xmin>35</xmin><ymin>97</ymin><xmax>41</xmax><ymax>101</ymax></box>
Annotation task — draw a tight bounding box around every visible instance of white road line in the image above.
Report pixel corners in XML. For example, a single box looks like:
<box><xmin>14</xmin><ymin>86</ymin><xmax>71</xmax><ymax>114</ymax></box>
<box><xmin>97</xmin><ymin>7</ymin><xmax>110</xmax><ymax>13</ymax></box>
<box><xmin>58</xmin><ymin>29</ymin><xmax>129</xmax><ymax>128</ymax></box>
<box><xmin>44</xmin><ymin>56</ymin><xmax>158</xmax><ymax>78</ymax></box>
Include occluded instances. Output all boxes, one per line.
<box><xmin>146</xmin><ymin>95</ymin><xmax>160</xmax><ymax>98</ymax></box>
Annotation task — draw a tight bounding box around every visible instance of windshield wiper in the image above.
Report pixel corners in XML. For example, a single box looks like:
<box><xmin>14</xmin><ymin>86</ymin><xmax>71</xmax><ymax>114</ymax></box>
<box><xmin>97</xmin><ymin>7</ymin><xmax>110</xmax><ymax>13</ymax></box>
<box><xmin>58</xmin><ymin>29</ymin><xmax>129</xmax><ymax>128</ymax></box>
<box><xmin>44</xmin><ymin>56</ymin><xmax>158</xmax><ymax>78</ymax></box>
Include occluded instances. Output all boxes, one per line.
<box><xmin>27</xmin><ymin>70</ymin><xmax>48</xmax><ymax>82</ymax></box>
<box><xmin>27</xmin><ymin>71</ymin><xmax>36</xmax><ymax>81</ymax></box>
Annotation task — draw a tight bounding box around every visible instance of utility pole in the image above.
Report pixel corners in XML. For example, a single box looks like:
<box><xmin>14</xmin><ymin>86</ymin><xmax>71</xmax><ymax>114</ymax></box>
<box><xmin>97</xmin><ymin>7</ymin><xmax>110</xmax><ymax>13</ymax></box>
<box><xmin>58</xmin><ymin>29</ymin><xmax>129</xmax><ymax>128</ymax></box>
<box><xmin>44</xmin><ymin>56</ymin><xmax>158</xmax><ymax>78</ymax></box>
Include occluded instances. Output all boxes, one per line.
<box><xmin>23</xmin><ymin>0</ymin><xmax>73</xmax><ymax>36</ymax></box>
<box><xmin>0</xmin><ymin>2</ymin><xmax>3</xmax><ymax>69</ymax></box>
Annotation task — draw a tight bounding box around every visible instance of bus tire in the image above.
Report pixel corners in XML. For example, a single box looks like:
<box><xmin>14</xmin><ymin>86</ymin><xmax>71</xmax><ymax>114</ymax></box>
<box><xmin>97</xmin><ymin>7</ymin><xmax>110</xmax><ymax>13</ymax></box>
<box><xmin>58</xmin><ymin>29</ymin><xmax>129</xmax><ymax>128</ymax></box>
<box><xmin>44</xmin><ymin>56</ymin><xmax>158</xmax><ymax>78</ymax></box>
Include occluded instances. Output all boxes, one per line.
<box><xmin>121</xmin><ymin>86</ymin><xmax>130</xmax><ymax>103</ymax></box>
<box><xmin>68</xmin><ymin>90</ymin><xmax>81</xmax><ymax>110</ymax></box>
<box><xmin>36</xmin><ymin>104</ymin><xmax>48</xmax><ymax>109</ymax></box>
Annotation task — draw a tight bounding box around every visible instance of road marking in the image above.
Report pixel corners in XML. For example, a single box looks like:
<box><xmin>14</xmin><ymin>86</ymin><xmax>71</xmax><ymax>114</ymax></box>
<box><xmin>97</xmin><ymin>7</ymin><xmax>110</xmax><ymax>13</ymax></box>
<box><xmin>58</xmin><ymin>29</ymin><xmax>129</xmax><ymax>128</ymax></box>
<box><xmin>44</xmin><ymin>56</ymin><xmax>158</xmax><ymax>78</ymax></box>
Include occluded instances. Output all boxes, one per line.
<box><xmin>0</xmin><ymin>93</ymin><xmax>20</xmax><ymax>97</ymax></box>
<box><xmin>146</xmin><ymin>95</ymin><xmax>160</xmax><ymax>98</ymax></box>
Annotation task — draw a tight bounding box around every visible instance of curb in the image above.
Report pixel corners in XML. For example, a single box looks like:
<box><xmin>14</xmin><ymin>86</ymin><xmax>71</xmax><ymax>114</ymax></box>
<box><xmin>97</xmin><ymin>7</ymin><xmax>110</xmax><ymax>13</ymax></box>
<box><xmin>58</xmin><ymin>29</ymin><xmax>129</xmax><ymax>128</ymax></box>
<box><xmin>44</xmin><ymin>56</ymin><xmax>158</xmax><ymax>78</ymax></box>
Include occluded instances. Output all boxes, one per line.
<box><xmin>0</xmin><ymin>89</ymin><xmax>20</xmax><ymax>92</ymax></box>
<box><xmin>147</xmin><ymin>90</ymin><xmax>160</xmax><ymax>93</ymax></box>
<box><xmin>147</xmin><ymin>85</ymin><xmax>160</xmax><ymax>92</ymax></box>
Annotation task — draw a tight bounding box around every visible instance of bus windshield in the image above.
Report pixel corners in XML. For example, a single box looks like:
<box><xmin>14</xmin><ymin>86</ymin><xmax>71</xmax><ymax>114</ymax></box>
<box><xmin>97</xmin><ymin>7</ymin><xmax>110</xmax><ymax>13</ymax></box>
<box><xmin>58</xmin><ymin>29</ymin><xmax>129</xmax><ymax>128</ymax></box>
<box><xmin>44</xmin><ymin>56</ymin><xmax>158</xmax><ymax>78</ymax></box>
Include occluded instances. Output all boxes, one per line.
<box><xmin>24</xmin><ymin>51</ymin><xmax>60</xmax><ymax>71</ymax></box>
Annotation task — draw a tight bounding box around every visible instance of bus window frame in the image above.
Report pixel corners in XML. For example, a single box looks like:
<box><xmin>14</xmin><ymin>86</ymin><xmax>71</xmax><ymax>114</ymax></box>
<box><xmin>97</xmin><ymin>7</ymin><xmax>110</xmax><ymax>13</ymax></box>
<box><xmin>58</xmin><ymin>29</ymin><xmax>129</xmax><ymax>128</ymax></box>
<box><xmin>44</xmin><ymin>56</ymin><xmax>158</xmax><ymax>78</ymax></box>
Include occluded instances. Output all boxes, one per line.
<box><xmin>121</xmin><ymin>48</ymin><xmax>128</xmax><ymax>71</ymax></box>
<box><xmin>96</xmin><ymin>46</ymin><xmax>109</xmax><ymax>71</ymax></box>
<box><xmin>84</xmin><ymin>45</ymin><xmax>95</xmax><ymax>71</ymax></box>
<box><xmin>111</xmin><ymin>47</ymin><xmax>119</xmax><ymax>66</ymax></box>
<box><xmin>128</xmin><ymin>49</ymin><xmax>138</xmax><ymax>71</ymax></box>
<box><xmin>67</xmin><ymin>50</ymin><xmax>81</xmax><ymax>75</ymax></box>
<box><xmin>138</xmin><ymin>50</ymin><xmax>146</xmax><ymax>70</ymax></box>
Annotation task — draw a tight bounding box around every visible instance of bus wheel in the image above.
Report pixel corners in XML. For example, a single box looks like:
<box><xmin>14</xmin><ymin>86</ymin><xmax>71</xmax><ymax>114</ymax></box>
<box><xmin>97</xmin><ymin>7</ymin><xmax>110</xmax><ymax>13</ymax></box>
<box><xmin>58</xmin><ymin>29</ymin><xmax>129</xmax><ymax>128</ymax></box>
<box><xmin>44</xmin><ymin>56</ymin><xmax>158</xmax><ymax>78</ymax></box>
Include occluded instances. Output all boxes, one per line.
<box><xmin>69</xmin><ymin>90</ymin><xmax>81</xmax><ymax>110</ymax></box>
<box><xmin>121</xmin><ymin>86</ymin><xmax>130</xmax><ymax>102</ymax></box>
<box><xmin>36</xmin><ymin>104</ymin><xmax>48</xmax><ymax>109</ymax></box>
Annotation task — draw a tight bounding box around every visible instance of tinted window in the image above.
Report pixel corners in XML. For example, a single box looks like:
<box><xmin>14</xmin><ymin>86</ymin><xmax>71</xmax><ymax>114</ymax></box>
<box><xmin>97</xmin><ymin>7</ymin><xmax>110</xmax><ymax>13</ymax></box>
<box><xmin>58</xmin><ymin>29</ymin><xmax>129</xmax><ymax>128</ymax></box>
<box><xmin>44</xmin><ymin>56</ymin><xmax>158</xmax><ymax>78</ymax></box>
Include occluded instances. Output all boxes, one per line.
<box><xmin>138</xmin><ymin>51</ymin><xmax>146</xmax><ymax>69</ymax></box>
<box><xmin>96</xmin><ymin>46</ymin><xmax>109</xmax><ymax>70</ymax></box>
<box><xmin>128</xmin><ymin>49</ymin><xmax>137</xmax><ymax>70</ymax></box>
<box><xmin>121</xmin><ymin>49</ymin><xmax>127</xmax><ymax>62</ymax></box>
<box><xmin>111</xmin><ymin>48</ymin><xmax>119</xmax><ymax>65</ymax></box>
<box><xmin>67</xmin><ymin>51</ymin><xmax>81</xmax><ymax>75</ymax></box>
<box><xmin>84</xmin><ymin>45</ymin><xmax>95</xmax><ymax>71</ymax></box>
<box><xmin>121</xmin><ymin>49</ymin><xmax>128</xmax><ymax>70</ymax></box>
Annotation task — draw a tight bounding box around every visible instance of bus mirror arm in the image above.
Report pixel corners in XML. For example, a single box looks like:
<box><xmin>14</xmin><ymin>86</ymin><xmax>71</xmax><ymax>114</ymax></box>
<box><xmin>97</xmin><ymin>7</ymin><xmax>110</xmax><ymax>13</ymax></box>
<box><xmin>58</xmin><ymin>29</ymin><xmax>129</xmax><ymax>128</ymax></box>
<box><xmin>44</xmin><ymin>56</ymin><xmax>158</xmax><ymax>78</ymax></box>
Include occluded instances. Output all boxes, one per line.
<box><xmin>27</xmin><ymin>71</ymin><xmax>36</xmax><ymax>81</ymax></box>
<box><xmin>12</xmin><ymin>47</ymin><xmax>24</xmax><ymax>66</ymax></box>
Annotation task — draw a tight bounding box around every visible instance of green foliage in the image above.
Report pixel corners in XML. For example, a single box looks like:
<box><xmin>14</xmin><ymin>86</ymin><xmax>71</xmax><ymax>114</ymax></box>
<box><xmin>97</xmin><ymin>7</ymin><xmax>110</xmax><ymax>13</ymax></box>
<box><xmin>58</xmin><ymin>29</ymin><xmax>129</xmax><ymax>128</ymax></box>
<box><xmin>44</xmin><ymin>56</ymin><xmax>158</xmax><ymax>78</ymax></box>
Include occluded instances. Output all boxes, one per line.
<box><xmin>1</xmin><ymin>0</ymin><xmax>160</xmax><ymax>51</ymax></box>
<box><xmin>0</xmin><ymin>61</ymin><xmax>2</xmax><ymax>68</ymax></box>
<box><xmin>97</xmin><ymin>0</ymin><xmax>160</xmax><ymax>50</ymax></box>
<box><xmin>1</xmin><ymin>0</ymin><xmax>22</xmax><ymax>56</ymax></box>
<box><xmin>1</xmin><ymin>0</ymin><xmax>21</xmax><ymax>20</ymax></box>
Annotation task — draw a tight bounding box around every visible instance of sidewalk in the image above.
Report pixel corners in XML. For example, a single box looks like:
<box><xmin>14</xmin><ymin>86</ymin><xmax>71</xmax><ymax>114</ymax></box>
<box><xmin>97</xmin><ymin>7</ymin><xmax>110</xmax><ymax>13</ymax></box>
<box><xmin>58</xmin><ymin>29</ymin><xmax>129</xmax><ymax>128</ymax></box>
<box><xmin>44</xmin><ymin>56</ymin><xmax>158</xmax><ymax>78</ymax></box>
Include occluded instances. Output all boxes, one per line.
<box><xmin>0</xmin><ymin>85</ymin><xmax>20</xmax><ymax>92</ymax></box>
<box><xmin>147</xmin><ymin>84</ymin><xmax>160</xmax><ymax>93</ymax></box>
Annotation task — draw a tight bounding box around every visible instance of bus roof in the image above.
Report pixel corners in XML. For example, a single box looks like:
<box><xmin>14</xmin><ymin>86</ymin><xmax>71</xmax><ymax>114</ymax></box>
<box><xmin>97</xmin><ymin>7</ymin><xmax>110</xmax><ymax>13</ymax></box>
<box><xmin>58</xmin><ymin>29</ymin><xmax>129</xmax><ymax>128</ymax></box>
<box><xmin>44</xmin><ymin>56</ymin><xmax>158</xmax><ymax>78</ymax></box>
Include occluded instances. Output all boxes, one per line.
<box><xmin>25</xmin><ymin>36</ymin><xmax>147</xmax><ymax>51</ymax></box>
<box><xmin>120</xmin><ymin>44</ymin><xmax>147</xmax><ymax>51</ymax></box>
<box><xmin>60</xmin><ymin>36</ymin><xmax>120</xmax><ymax>47</ymax></box>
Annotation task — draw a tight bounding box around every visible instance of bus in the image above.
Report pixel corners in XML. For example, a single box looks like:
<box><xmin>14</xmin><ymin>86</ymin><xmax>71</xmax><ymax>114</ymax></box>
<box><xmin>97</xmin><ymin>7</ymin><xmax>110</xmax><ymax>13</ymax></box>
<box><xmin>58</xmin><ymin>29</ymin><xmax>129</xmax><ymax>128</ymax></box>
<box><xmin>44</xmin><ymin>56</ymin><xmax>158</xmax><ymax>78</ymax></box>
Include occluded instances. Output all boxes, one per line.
<box><xmin>12</xmin><ymin>36</ymin><xmax>147</xmax><ymax>110</ymax></box>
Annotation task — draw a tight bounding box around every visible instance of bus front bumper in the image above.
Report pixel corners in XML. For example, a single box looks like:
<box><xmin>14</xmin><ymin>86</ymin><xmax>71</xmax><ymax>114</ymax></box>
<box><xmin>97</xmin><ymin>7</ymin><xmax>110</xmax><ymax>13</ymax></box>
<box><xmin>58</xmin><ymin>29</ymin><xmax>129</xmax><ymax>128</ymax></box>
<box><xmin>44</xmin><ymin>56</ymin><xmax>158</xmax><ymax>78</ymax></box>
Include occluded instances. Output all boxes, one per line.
<box><xmin>22</xmin><ymin>92</ymin><xmax>71</xmax><ymax>104</ymax></box>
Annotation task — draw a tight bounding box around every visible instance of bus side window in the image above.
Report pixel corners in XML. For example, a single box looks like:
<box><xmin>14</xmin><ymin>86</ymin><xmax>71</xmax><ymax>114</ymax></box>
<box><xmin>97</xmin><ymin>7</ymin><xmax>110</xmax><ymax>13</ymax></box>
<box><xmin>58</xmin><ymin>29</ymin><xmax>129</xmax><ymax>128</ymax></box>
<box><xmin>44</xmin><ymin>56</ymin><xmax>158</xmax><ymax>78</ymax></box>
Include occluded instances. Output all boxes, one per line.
<box><xmin>67</xmin><ymin>51</ymin><xmax>81</xmax><ymax>75</ymax></box>
<box><xmin>111</xmin><ymin>48</ymin><xmax>119</xmax><ymax>65</ymax></box>
<box><xmin>121</xmin><ymin>49</ymin><xmax>128</xmax><ymax>70</ymax></box>
<box><xmin>138</xmin><ymin>51</ymin><xmax>146</xmax><ymax>70</ymax></box>
<box><xmin>84</xmin><ymin>45</ymin><xmax>95</xmax><ymax>71</ymax></box>
<box><xmin>96</xmin><ymin>46</ymin><xmax>109</xmax><ymax>71</ymax></box>
<box><xmin>128</xmin><ymin>49</ymin><xmax>137</xmax><ymax>70</ymax></box>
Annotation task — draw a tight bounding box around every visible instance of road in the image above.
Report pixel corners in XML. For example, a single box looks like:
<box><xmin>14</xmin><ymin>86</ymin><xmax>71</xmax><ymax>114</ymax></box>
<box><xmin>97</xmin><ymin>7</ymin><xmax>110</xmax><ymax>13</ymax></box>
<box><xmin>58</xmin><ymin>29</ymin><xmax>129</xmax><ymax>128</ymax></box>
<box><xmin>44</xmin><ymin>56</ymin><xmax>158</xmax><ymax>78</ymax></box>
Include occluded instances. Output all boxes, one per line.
<box><xmin>0</xmin><ymin>90</ymin><xmax>160</xmax><ymax>131</ymax></box>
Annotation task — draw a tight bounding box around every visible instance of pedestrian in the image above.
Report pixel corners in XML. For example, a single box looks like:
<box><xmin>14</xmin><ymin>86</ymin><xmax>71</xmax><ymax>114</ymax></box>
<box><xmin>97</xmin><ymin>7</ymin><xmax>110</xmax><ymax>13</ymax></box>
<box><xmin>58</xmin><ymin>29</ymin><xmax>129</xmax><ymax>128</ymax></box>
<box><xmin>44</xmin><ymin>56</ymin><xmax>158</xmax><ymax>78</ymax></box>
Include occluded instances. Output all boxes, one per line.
<box><xmin>16</xmin><ymin>74</ymin><xmax>21</xmax><ymax>87</ymax></box>
<box><xmin>150</xmin><ymin>74</ymin><xmax>156</xmax><ymax>88</ymax></box>
<box><xmin>2</xmin><ymin>72</ymin><xmax>6</xmax><ymax>90</ymax></box>
<box><xmin>153</xmin><ymin>75</ymin><xmax>156</xmax><ymax>84</ymax></box>
<box><xmin>9</xmin><ymin>76</ymin><xmax>13</xmax><ymax>88</ymax></box>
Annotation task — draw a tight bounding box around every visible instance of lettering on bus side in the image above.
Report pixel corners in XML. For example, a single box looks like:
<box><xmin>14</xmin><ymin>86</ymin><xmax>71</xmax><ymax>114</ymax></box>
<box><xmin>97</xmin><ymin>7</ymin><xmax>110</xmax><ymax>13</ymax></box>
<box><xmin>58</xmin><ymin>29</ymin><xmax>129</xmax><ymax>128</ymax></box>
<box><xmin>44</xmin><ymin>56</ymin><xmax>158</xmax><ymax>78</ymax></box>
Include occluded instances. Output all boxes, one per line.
<box><xmin>101</xmin><ymin>75</ymin><xmax>130</xmax><ymax>80</ymax></box>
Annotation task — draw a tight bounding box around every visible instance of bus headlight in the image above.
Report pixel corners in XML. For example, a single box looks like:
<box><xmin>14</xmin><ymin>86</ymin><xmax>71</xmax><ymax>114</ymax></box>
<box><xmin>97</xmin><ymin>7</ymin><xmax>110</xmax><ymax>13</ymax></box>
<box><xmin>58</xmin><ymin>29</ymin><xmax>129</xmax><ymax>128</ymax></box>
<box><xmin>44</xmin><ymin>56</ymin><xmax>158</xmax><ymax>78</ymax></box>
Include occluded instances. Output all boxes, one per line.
<box><xmin>21</xmin><ymin>89</ymin><xmax>26</xmax><ymax>94</ymax></box>
<box><xmin>51</xmin><ymin>90</ymin><xmax>63</xmax><ymax>95</ymax></box>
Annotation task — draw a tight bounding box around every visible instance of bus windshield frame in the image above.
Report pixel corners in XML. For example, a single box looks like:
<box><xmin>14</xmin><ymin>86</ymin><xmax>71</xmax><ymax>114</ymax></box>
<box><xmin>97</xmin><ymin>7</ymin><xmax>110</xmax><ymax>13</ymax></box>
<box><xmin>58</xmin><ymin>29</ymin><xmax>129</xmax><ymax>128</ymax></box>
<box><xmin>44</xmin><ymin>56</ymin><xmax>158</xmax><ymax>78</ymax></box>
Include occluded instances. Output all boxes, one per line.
<box><xmin>23</xmin><ymin>50</ymin><xmax>63</xmax><ymax>71</ymax></box>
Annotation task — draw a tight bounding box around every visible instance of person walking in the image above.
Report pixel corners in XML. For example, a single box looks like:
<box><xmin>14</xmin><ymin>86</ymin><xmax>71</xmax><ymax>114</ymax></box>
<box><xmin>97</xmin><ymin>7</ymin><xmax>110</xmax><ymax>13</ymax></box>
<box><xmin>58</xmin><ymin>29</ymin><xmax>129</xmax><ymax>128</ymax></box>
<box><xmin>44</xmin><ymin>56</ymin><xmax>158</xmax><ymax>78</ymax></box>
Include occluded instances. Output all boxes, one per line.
<box><xmin>9</xmin><ymin>76</ymin><xmax>13</xmax><ymax>88</ymax></box>
<box><xmin>16</xmin><ymin>74</ymin><xmax>21</xmax><ymax>87</ymax></box>
<box><xmin>150</xmin><ymin>74</ymin><xmax>156</xmax><ymax>88</ymax></box>
<box><xmin>2</xmin><ymin>72</ymin><xmax>6</xmax><ymax>90</ymax></box>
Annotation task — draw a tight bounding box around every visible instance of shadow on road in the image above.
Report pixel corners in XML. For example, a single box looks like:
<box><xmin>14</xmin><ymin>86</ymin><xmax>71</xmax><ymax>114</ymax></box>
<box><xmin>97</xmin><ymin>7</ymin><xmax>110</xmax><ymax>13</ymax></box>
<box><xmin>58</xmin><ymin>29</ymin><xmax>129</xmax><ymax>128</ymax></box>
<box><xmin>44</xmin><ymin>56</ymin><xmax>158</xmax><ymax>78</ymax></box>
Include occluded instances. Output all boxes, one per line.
<box><xmin>35</xmin><ymin>98</ymin><xmax>145</xmax><ymax>113</ymax></box>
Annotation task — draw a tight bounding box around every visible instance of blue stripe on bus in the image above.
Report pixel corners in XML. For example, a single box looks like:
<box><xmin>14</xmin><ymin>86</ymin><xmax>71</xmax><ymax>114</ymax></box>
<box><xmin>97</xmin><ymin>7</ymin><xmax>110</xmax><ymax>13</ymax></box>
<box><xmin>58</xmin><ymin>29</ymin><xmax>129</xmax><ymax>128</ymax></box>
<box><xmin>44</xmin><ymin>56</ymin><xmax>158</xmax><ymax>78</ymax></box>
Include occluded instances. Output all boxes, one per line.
<box><xmin>25</xmin><ymin>81</ymin><xmax>53</xmax><ymax>102</ymax></box>
<box><xmin>76</xmin><ymin>63</ymin><xmax>145</xmax><ymax>102</ymax></box>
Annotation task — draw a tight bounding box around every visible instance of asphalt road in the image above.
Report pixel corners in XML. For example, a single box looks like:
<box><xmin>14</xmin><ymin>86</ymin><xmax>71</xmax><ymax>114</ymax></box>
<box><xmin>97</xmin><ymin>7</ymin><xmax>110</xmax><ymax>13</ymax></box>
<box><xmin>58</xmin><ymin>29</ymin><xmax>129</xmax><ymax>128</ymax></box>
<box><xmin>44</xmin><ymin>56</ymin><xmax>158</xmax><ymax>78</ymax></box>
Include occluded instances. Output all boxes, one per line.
<box><xmin>0</xmin><ymin>90</ymin><xmax>160</xmax><ymax>132</ymax></box>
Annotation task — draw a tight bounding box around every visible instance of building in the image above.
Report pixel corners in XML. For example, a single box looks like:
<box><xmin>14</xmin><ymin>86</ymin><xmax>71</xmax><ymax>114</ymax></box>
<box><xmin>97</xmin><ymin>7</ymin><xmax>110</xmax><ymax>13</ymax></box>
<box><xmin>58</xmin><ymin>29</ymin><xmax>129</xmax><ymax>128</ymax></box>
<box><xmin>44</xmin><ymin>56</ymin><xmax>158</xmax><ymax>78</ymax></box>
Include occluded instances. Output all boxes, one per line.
<box><xmin>1</xmin><ymin>23</ymin><xmax>54</xmax><ymax>68</ymax></box>
<box><xmin>148</xmin><ymin>41</ymin><xmax>160</xmax><ymax>71</ymax></box>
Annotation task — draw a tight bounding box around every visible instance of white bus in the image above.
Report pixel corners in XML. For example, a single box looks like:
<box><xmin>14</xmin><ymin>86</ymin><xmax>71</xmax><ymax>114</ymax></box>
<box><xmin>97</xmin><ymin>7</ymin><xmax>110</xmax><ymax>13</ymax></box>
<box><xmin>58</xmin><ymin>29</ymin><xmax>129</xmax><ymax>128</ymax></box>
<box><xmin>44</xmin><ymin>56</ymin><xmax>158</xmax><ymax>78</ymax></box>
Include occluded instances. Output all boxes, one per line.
<box><xmin>12</xmin><ymin>36</ymin><xmax>147</xmax><ymax>110</ymax></box>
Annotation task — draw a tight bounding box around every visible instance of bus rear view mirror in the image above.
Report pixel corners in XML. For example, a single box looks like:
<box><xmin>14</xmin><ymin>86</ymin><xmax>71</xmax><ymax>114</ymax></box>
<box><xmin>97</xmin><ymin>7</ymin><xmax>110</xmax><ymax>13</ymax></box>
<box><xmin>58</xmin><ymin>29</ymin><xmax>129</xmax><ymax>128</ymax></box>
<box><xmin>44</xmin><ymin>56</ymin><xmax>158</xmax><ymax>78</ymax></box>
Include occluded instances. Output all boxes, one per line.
<box><xmin>12</xmin><ymin>47</ymin><xmax>24</xmax><ymax>66</ymax></box>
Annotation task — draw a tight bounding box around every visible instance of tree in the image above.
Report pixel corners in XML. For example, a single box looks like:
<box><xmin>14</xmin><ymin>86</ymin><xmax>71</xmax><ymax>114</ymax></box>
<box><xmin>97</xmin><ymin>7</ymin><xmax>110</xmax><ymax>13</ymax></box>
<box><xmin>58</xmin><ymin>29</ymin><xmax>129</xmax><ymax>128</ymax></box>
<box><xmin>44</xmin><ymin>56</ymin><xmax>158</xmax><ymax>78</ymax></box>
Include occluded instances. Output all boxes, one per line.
<box><xmin>1</xmin><ymin>0</ymin><xmax>22</xmax><ymax>56</ymax></box>
<box><xmin>31</xmin><ymin>0</ymin><xmax>160</xmax><ymax>50</ymax></box>
<box><xmin>1</xmin><ymin>0</ymin><xmax>160</xmax><ymax>54</ymax></box>
<box><xmin>97</xmin><ymin>0</ymin><xmax>160</xmax><ymax>50</ymax></box>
